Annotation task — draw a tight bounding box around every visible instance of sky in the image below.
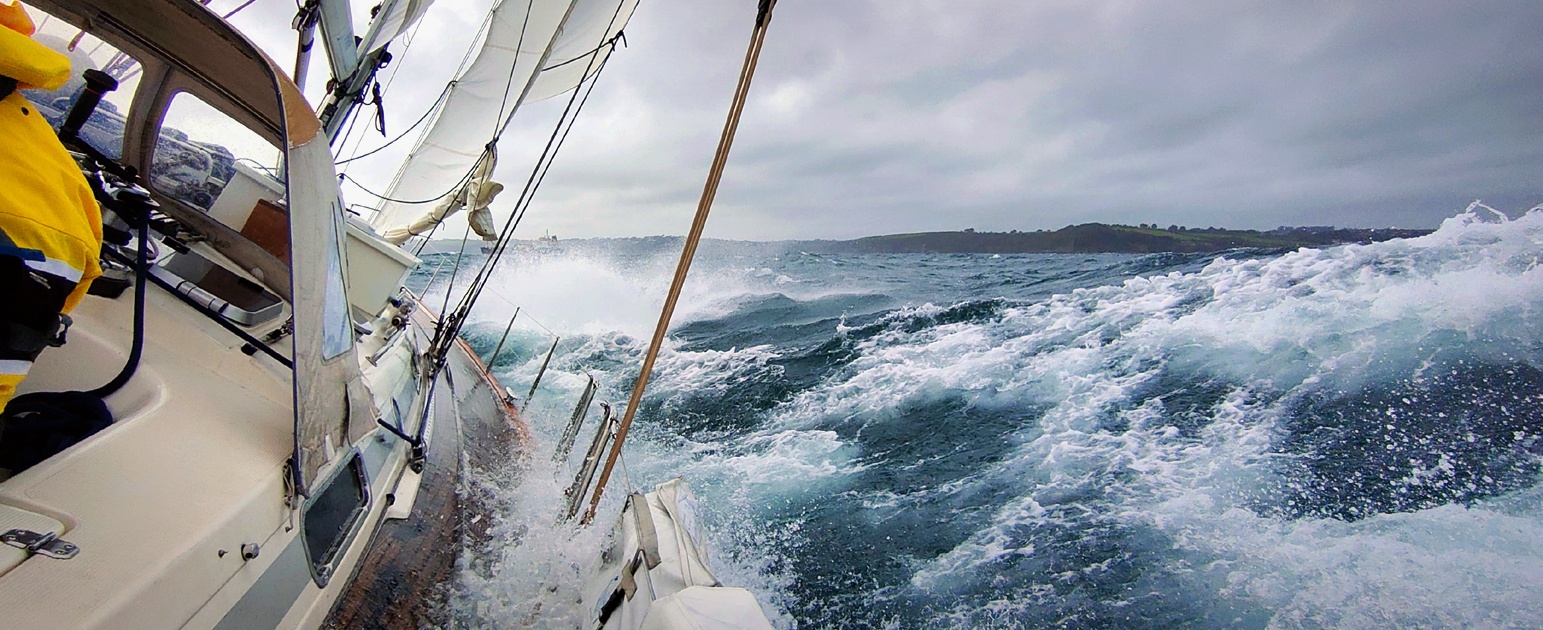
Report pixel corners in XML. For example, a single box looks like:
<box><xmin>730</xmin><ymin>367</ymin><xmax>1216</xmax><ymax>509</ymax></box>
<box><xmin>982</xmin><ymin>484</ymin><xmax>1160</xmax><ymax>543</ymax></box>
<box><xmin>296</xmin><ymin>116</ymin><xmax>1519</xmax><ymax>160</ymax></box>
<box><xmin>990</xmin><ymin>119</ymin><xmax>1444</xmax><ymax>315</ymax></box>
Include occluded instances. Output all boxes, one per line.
<box><xmin>221</xmin><ymin>0</ymin><xmax>1543</xmax><ymax>240</ymax></box>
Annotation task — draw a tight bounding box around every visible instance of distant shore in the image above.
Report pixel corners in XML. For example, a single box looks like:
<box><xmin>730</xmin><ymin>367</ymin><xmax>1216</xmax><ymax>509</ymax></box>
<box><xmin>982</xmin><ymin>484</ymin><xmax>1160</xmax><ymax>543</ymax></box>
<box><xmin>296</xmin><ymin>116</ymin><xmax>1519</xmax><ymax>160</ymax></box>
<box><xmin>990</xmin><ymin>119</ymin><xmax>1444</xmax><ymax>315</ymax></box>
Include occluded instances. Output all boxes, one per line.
<box><xmin>424</xmin><ymin>223</ymin><xmax>1433</xmax><ymax>255</ymax></box>
<box><xmin>790</xmin><ymin>223</ymin><xmax>1432</xmax><ymax>254</ymax></box>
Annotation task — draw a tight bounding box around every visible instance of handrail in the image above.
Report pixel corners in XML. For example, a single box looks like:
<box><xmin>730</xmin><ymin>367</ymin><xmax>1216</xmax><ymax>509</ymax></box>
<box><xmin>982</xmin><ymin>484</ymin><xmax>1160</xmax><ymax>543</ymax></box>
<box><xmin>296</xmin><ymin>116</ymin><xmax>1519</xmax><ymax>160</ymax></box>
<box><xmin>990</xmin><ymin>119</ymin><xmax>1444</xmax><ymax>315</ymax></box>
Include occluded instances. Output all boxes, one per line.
<box><xmin>555</xmin><ymin>375</ymin><xmax>598</xmax><ymax>461</ymax></box>
<box><xmin>564</xmin><ymin>402</ymin><xmax>616</xmax><ymax>521</ymax></box>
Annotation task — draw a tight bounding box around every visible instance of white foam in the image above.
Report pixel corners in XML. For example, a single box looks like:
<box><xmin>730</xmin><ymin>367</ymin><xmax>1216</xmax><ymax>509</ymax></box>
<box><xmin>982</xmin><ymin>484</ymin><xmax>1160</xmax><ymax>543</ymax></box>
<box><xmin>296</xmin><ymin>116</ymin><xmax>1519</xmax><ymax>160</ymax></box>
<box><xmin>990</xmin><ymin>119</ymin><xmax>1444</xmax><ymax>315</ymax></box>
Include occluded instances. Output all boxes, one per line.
<box><xmin>444</xmin><ymin>207</ymin><xmax>1543</xmax><ymax>626</ymax></box>
<box><xmin>876</xmin><ymin>209</ymin><xmax>1543</xmax><ymax>623</ymax></box>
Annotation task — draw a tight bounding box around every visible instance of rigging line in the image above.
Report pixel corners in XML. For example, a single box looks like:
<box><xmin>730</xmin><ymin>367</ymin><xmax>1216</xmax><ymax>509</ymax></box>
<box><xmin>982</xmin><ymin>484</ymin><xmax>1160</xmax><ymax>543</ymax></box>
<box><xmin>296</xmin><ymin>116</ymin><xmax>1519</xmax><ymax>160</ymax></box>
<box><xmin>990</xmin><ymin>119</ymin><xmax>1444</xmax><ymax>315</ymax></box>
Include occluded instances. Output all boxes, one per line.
<box><xmin>428</xmin><ymin>0</ymin><xmax>629</xmax><ymax>364</ymax></box>
<box><xmin>477</xmin><ymin>288</ymin><xmax>558</xmax><ymax>337</ymax></box>
<box><xmin>453</xmin><ymin>1</ymin><xmax>628</xmax><ymax>314</ymax></box>
<box><xmin>410</xmin><ymin>222</ymin><xmax>441</xmax><ymax>257</ymax></box>
<box><xmin>335</xmin><ymin>90</ymin><xmax>365</xmax><ymax>155</ymax></box>
<box><xmin>482</xmin><ymin>59</ymin><xmax>605</xmax><ymax>282</ymax></box>
<box><xmin>491</xmin><ymin>0</ymin><xmax>537</xmax><ymax>140</ymax></box>
<box><xmin>453</xmin><ymin>1</ymin><xmax>499</xmax><ymax>78</ymax></box>
<box><xmin>583</xmin><ymin>0</ymin><xmax>779</xmax><ymax>525</ymax></box>
<box><xmin>337</xmin><ymin>84</ymin><xmax>450</xmax><ymax>164</ymax></box>
<box><xmin>437</xmin><ymin>51</ymin><xmax>611</xmax><ymax>346</ymax></box>
<box><xmin>221</xmin><ymin>0</ymin><xmax>259</xmax><ymax>19</ymax></box>
<box><xmin>370</xmin><ymin>0</ymin><xmax>501</xmax><ymax>222</ymax></box>
<box><xmin>445</xmin><ymin>66</ymin><xmax>603</xmax><ymax>324</ymax></box>
<box><xmin>446</xmin><ymin>74</ymin><xmax>598</xmax><ymax>355</ymax></box>
<box><xmin>494</xmin><ymin>0</ymin><xmax>628</xmax><ymax>140</ymax></box>
<box><xmin>371</xmin><ymin>21</ymin><xmax>423</xmax><ymax>106</ymax></box>
<box><xmin>340</xmin><ymin>20</ymin><xmax>428</xmax><ymax>168</ymax></box>
<box><xmin>436</xmin><ymin>222</ymin><xmax>477</xmax><ymax>348</ymax></box>
<box><xmin>539</xmin><ymin>30</ymin><xmax>627</xmax><ymax>73</ymax></box>
<box><xmin>420</xmin><ymin>234</ymin><xmax>456</xmax><ymax>291</ymax></box>
<box><xmin>342</xmin><ymin>169</ymin><xmax>477</xmax><ymax>205</ymax></box>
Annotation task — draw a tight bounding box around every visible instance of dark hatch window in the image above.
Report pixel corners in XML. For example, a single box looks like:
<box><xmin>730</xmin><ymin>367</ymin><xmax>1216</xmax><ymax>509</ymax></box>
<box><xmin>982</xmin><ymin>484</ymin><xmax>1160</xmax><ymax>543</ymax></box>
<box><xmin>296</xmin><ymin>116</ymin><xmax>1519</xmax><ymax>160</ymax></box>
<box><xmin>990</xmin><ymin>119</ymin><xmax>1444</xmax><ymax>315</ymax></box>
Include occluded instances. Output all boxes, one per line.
<box><xmin>301</xmin><ymin>450</ymin><xmax>368</xmax><ymax>586</ymax></box>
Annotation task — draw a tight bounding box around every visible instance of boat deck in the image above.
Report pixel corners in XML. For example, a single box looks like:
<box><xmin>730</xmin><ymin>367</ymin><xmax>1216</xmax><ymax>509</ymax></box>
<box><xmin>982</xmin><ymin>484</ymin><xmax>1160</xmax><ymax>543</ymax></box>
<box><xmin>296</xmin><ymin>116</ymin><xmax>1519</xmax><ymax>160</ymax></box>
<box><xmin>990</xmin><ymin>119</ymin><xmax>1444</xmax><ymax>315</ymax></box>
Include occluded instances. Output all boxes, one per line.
<box><xmin>0</xmin><ymin>264</ymin><xmax>297</xmax><ymax>629</ymax></box>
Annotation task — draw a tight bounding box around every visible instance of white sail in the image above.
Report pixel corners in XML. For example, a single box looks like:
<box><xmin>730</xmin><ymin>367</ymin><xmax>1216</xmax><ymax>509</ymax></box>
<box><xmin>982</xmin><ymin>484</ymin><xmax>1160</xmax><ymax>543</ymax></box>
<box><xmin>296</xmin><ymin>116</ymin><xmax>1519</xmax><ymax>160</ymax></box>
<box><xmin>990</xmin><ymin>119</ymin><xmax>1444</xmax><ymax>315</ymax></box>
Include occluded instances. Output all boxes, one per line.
<box><xmin>370</xmin><ymin>0</ymin><xmax>637</xmax><ymax>232</ymax></box>
<box><xmin>357</xmin><ymin>0</ymin><xmax>437</xmax><ymax>55</ymax></box>
<box><xmin>526</xmin><ymin>0</ymin><xmax>638</xmax><ymax>102</ymax></box>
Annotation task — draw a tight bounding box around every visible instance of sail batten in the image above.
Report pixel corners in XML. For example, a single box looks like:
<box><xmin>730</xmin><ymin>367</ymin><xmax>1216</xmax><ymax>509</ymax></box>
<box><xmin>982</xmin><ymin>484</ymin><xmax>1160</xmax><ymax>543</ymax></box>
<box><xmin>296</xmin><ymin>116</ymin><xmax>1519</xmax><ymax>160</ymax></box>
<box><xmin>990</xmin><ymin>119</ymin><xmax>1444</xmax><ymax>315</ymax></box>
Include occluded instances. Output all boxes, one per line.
<box><xmin>368</xmin><ymin>0</ymin><xmax>637</xmax><ymax>232</ymax></box>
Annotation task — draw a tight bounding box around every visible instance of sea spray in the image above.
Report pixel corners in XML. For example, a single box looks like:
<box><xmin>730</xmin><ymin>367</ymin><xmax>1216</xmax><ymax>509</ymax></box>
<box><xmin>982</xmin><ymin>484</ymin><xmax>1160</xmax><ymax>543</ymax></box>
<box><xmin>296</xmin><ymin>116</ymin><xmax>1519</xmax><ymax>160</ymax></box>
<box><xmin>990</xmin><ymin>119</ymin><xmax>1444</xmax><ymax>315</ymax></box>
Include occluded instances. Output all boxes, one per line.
<box><xmin>432</xmin><ymin>208</ymin><xmax>1543</xmax><ymax>628</ymax></box>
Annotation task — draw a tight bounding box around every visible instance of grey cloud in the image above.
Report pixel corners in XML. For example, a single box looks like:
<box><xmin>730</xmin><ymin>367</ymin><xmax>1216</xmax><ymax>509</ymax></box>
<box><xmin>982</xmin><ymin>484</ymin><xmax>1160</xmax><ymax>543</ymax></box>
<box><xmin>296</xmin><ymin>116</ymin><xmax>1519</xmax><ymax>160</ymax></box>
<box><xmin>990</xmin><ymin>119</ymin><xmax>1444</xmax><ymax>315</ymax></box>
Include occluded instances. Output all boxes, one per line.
<box><xmin>226</xmin><ymin>0</ymin><xmax>1543</xmax><ymax>238</ymax></box>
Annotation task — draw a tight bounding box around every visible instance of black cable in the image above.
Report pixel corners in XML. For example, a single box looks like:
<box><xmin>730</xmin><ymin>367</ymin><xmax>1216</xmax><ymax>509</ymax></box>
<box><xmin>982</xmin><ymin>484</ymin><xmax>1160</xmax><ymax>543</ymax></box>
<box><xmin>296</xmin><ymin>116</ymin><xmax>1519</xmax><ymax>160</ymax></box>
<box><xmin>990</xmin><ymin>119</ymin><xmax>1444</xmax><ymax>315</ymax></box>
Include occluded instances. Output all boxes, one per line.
<box><xmin>409</xmin><ymin>222</ymin><xmax>440</xmax><ymax>257</ymax></box>
<box><xmin>337</xmin><ymin>85</ymin><xmax>447</xmax><ymax>164</ymax></box>
<box><xmin>98</xmin><ymin>247</ymin><xmax>294</xmax><ymax>368</ymax></box>
<box><xmin>538</xmin><ymin>31</ymin><xmax>626</xmax><ymax>73</ymax></box>
<box><xmin>349</xmin><ymin>0</ymin><xmax>532</xmax><ymax>221</ymax></box>
<box><xmin>431</xmin><ymin>222</ymin><xmax>475</xmax><ymax>371</ymax></box>
<box><xmin>492</xmin><ymin>0</ymin><xmax>536</xmax><ymax>138</ymax></box>
<box><xmin>341</xmin><ymin>169</ymin><xmax>477</xmax><ymax>205</ymax></box>
<box><xmin>89</xmin><ymin>222</ymin><xmax>148</xmax><ymax>397</ymax></box>
<box><xmin>449</xmin><ymin>52</ymin><xmax>615</xmax><ymax>329</ymax></box>
<box><xmin>330</xmin><ymin>78</ymin><xmax>444</xmax><ymax>165</ymax></box>
<box><xmin>429</xmin><ymin>51</ymin><xmax>615</xmax><ymax>369</ymax></box>
<box><xmin>423</xmin><ymin>0</ymin><xmax>631</xmax><ymax>371</ymax></box>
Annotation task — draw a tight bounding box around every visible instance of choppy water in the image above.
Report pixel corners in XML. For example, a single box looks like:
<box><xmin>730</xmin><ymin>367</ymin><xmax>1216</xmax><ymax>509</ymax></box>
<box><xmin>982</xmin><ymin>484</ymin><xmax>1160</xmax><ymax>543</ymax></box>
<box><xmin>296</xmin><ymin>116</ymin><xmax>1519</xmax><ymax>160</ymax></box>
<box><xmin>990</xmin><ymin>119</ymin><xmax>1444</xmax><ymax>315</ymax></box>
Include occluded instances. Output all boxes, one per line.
<box><xmin>416</xmin><ymin>207</ymin><xmax>1543</xmax><ymax>628</ymax></box>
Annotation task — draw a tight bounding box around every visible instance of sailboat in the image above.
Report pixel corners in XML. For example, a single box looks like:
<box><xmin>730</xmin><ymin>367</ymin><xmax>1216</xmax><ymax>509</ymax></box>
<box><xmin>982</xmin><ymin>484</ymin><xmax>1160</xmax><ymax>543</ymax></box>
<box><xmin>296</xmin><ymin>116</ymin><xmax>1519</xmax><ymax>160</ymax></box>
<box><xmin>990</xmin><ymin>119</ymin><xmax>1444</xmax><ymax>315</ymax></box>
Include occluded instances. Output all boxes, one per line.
<box><xmin>0</xmin><ymin>0</ymin><xmax>777</xmax><ymax>627</ymax></box>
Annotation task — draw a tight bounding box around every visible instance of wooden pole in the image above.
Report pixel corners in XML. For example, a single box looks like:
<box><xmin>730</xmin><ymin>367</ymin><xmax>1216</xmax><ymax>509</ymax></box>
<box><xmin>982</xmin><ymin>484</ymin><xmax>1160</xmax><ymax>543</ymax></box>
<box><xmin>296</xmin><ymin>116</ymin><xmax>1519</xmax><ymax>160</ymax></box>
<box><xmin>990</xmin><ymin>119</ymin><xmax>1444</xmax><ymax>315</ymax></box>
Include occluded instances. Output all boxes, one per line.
<box><xmin>582</xmin><ymin>0</ymin><xmax>779</xmax><ymax>524</ymax></box>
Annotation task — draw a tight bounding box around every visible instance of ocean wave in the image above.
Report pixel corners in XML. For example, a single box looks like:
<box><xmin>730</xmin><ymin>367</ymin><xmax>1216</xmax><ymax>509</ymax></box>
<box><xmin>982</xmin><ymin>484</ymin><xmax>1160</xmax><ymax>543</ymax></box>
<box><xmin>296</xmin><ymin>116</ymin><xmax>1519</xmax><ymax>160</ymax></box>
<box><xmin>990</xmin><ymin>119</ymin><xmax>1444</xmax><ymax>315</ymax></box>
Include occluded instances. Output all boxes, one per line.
<box><xmin>436</xmin><ymin>206</ymin><xmax>1543</xmax><ymax>627</ymax></box>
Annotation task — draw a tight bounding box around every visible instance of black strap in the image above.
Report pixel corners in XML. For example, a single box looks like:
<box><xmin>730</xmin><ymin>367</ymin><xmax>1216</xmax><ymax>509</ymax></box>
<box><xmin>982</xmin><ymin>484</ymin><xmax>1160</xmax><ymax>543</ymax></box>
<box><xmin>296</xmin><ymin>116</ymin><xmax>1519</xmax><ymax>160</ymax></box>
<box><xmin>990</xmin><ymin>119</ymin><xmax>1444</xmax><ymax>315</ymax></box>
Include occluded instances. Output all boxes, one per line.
<box><xmin>0</xmin><ymin>391</ymin><xmax>112</xmax><ymax>471</ymax></box>
<box><xmin>0</xmin><ymin>76</ymin><xmax>16</xmax><ymax>101</ymax></box>
<box><xmin>0</xmin><ymin>255</ymin><xmax>77</xmax><ymax>362</ymax></box>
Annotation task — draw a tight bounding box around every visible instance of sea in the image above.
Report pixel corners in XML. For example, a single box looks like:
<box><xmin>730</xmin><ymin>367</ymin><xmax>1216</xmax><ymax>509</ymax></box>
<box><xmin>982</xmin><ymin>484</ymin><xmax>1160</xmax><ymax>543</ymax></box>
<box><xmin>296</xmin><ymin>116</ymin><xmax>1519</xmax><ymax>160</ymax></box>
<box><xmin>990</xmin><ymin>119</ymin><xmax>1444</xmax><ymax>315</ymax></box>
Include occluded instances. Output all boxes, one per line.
<box><xmin>413</xmin><ymin>206</ymin><xmax>1543</xmax><ymax>629</ymax></box>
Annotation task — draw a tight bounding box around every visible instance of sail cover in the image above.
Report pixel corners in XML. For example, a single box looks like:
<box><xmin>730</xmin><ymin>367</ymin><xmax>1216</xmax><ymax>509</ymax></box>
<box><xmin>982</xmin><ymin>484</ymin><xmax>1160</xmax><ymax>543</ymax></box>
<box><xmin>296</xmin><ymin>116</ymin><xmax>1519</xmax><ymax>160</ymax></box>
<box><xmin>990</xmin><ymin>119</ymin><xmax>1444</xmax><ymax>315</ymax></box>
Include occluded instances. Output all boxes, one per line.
<box><xmin>370</xmin><ymin>0</ymin><xmax>637</xmax><ymax>231</ymax></box>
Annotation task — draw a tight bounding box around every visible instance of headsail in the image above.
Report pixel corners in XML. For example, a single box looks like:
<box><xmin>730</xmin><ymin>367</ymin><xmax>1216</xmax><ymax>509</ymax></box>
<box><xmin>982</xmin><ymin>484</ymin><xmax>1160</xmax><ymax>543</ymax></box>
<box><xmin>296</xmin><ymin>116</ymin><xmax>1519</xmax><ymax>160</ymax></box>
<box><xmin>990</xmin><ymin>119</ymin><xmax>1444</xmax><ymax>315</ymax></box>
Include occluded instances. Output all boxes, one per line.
<box><xmin>368</xmin><ymin>0</ymin><xmax>637</xmax><ymax>232</ymax></box>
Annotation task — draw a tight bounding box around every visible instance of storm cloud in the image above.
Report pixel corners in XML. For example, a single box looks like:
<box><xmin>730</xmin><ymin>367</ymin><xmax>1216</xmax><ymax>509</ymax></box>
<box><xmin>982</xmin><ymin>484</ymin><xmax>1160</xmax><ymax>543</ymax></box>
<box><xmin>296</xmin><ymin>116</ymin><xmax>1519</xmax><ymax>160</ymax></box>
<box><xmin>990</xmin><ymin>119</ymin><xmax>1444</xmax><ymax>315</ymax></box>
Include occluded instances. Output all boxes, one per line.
<box><xmin>230</xmin><ymin>0</ymin><xmax>1543</xmax><ymax>239</ymax></box>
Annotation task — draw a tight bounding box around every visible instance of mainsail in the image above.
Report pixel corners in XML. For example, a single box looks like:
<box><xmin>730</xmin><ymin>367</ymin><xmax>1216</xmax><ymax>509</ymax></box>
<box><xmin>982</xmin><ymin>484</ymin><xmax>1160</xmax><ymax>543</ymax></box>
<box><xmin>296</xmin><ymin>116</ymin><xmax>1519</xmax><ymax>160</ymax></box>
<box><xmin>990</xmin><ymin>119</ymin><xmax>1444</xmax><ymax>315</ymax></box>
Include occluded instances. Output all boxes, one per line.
<box><xmin>356</xmin><ymin>0</ymin><xmax>437</xmax><ymax>56</ymax></box>
<box><xmin>368</xmin><ymin>0</ymin><xmax>637</xmax><ymax>232</ymax></box>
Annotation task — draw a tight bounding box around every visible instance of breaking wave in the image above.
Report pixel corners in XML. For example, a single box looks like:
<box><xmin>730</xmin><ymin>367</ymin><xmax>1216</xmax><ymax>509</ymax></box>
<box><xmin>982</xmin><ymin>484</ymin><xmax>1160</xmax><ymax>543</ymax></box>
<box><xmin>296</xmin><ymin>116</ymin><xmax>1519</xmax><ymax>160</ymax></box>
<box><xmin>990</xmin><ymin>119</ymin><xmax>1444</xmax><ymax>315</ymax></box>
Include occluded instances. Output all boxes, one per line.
<box><xmin>432</xmin><ymin>207</ymin><xmax>1543</xmax><ymax>628</ymax></box>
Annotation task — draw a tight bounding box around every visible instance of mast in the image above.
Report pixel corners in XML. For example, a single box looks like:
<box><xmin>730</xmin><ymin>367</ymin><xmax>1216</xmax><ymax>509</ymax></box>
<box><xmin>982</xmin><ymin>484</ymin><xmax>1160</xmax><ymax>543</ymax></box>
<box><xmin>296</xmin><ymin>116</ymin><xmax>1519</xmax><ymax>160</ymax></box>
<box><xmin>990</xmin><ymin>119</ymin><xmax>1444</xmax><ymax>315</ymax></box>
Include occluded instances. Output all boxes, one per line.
<box><xmin>293</xmin><ymin>0</ymin><xmax>436</xmax><ymax>142</ymax></box>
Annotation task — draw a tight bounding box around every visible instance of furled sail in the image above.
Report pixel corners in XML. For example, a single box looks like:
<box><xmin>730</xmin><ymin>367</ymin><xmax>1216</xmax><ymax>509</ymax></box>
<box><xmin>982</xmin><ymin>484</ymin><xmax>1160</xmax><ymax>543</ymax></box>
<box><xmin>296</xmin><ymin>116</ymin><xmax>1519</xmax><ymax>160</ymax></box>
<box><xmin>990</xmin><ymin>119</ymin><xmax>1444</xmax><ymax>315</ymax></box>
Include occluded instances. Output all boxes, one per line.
<box><xmin>369</xmin><ymin>0</ymin><xmax>637</xmax><ymax>233</ymax></box>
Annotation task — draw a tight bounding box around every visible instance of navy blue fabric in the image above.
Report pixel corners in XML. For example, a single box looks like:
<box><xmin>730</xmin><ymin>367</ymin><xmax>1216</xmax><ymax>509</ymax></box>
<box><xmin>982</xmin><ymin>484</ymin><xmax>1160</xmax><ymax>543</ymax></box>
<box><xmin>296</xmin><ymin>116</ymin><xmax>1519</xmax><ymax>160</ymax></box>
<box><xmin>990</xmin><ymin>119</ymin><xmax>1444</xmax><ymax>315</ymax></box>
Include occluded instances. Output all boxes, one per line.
<box><xmin>0</xmin><ymin>391</ymin><xmax>112</xmax><ymax>472</ymax></box>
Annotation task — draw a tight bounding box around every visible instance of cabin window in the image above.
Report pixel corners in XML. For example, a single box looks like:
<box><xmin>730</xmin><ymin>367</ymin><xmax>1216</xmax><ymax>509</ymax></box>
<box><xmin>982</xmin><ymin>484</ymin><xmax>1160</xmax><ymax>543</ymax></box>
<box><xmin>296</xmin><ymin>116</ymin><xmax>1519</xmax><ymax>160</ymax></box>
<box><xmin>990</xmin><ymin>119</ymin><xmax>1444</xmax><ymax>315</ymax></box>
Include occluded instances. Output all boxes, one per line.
<box><xmin>19</xmin><ymin>2</ymin><xmax>144</xmax><ymax>160</ymax></box>
<box><xmin>321</xmin><ymin>201</ymin><xmax>353</xmax><ymax>360</ymax></box>
<box><xmin>151</xmin><ymin>93</ymin><xmax>283</xmax><ymax>214</ymax></box>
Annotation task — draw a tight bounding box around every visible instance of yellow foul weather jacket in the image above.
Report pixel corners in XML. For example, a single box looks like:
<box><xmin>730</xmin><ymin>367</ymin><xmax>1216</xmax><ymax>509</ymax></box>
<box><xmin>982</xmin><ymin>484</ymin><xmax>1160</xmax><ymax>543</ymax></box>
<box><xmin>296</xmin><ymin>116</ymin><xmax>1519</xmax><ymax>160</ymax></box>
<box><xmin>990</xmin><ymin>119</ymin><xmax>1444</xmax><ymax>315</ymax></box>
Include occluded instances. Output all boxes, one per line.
<box><xmin>0</xmin><ymin>1</ymin><xmax>105</xmax><ymax>408</ymax></box>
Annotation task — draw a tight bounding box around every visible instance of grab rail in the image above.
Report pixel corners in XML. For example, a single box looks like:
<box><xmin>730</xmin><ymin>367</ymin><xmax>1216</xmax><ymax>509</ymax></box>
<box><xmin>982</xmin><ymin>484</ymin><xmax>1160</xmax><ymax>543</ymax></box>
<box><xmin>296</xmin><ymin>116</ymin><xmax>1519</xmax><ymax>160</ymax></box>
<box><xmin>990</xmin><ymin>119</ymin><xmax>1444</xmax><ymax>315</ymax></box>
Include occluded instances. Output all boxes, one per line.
<box><xmin>563</xmin><ymin>402</ymin><xmax>616</xmax><ymax>521</ymax></box>
<box><xmin>554</xmin><ymin>375</ymin><xmax>598</xmax><ymax>462</ymax></box>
